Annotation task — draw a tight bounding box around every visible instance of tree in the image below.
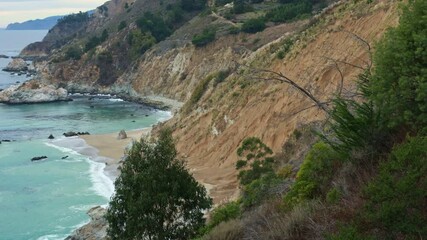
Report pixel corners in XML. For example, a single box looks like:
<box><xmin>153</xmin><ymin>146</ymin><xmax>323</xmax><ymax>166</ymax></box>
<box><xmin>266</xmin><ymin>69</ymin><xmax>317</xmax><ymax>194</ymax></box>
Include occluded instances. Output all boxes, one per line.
<box><xmin>235</xmin><ymin>137</ymin><xmax>274</xmax><ymax>185</ymax></box>
<box><xmin>369</xmin><ymin>0</ymin><xmax>427</xmax><ymax>130</ymax></box>
<box><xmin>241</xmin><ymin>18</ymin><xmax>266</xmax><ymax>33</ymax></box>
<box><xmin>106</xmin><ymin>128</ymin><xmax>212</xmax><ymax>240</ymax></box>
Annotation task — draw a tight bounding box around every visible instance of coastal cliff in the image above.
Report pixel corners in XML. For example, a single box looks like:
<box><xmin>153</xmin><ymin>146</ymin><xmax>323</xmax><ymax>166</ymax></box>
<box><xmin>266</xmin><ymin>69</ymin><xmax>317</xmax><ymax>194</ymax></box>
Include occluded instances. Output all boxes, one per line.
<box><xmin>22</xmin><ymin>0</ymin><xmax>399</xmax><ymax>203</ymax></box>
<box><xmin>19</xmin><ymin>0</ymin><xmax>405</xmax><ymax>238</ymax></box>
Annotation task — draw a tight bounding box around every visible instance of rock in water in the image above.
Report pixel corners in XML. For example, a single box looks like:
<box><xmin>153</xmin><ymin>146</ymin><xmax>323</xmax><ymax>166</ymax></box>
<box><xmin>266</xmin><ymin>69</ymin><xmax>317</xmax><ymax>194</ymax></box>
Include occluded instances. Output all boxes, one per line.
<box><xmin>31</xmin><ymin>156</ymin><xmax>47</xmax><ymax>161</ymax></box>
<box><xmin>117</xmin><ymin>130</ymin><xmax>127</xmax><ymax>140</ymax></box>
<box><xmin>0</xmin><ymin>80</ymin><xmax>70</xmax><ymax>104</ymax></box>
<box><xmin>48</xmin><ymin>134</ymin><xmax>55</xmax><ymax>139</ymax></box>
<box><xmin>2</xmin><ymin>58</ymin><xmax>28</xmax><ymax>72</ymax></box>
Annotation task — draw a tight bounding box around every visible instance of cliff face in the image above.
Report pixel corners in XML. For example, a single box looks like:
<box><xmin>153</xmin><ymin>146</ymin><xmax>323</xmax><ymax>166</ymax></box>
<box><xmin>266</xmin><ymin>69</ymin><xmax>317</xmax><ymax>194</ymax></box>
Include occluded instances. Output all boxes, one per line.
<box><xmin>24</xmin><ymin>0</ymin><xmax>399</xmax><ymax>203</ymax></box>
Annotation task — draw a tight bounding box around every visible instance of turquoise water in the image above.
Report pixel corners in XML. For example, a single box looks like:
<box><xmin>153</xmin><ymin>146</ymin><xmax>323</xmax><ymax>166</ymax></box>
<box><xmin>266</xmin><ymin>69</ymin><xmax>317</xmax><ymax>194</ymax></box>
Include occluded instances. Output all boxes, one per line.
<box><xmin>0</xmin><ymin>30</ymin><xmax>170</xmax><ymax>239</ymax></box>
<box><xmin>0</xmin><ymin>97</ymin><xmax>170</xmax><ymax>240</ymax></box>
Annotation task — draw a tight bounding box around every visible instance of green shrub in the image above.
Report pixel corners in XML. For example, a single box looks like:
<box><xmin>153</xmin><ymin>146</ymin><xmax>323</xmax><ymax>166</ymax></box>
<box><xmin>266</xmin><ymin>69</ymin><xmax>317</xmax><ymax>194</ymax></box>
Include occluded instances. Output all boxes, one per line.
<box><xmin>118</xmin><ymin>21</ymin><xmax>127</xmax><ymax>31</ymax></box>
<box><xmin>363</xmin><ymin>136</ymin><xmax>427</xmax><ymax>238</ymax></box>
<box><xmin>325</xmin><ymin>92</ymin><xmax>391</xmax><ymax>162</ymax></box>
<box><xmin>265</xmin><ymin>0</ymin><xmax>312</xmax><ymax>23</ymax></box>
<box><xmin>327</xmin><ymin>225</ymin><xmax>374</xmax><ymax>240</ymax></box>
<box><xmin>181</xmin><ymin>0</ymin><xmax>207</xmax><ymax>11</ymax></box>
<box><xmin>233</xmin><ymin>0</ymin><xmax>253</xmax><ymax>14</ymax></box>
<box><xmin>326</xmin><ymin>187</ymin><xmax>341</xmax><ymax>204</ymax></box>
<box><xmin>136</xmin><ymin>12</ymin><xmax>172</xmax><ymax>42</ymax></box>
<box><xmin>192</xmin><ymin>28</ymin><xmax>216</xmax><ymax>47</ymax></box>
<box><xmin>369</xmin><ymin>0</ymin><xmax>427</xmax><ymax>131</ymax></box>
<box><xmin>65</xmin><ymin>46</ymin><xmax>83</xmax><ymax>60</ymax></box>
<box><xmin>284</xmin><ymin>142</ymin><xmax>340</xmax><ymax>206</ymax></box>
<box><xmin>228</xmin><ymin>26</ymin><xmax>240</xmax><ymax>35</ymax></box>
<box><xmin>276</xmin><ymin>38</ymin><xmax>295</xmax><ymax>59</ymax></box>
<box><xmin>57</xmin><ymin>11</ymin><xmax>89</xmax><ymax>25</ymax></box>
<box><xmin>277</xmin><ymin>164</ymin><xmax>293</xmax><ymax>179</ymax></box>
<box><xmin>127</xmin><ymin>30</ymin><xmax>156</xmax><ymax>60</ymax></box>
<box><xmin>241</xmin><ymin>18</ymin><xmax>265</xmax><ymax>33</ymax></box>
<box><xmin>241</xmin><ymin>173</ymin><xmax>281</xmax><ymax>208</ymax></box>
<box><xmin>209</xmin><ymin>202</ymin><xmax>241</xmax><ymax>228</ymax></box>
<box><xmin>213</xmin><ymin>69</ymin><xmax>231</xmax><ymax>86</ymax></box>
<box><xmin>84</xmin><ymin>29</ymin><xmax>109</xmax><ymax>52</ymax></box>
<box><xmin>236</xmin><ymin>137</ymin><xmax>274</xmax><ymax>185</ymax></box>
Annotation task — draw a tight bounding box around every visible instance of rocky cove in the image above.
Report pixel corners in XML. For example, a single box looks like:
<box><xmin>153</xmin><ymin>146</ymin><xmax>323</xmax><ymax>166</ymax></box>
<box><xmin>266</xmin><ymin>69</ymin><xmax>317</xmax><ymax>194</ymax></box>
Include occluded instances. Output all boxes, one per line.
<box><xmin>3</xmin><ymin>0</ymin><xmax>409</xmax><ymax>238</ymax></box>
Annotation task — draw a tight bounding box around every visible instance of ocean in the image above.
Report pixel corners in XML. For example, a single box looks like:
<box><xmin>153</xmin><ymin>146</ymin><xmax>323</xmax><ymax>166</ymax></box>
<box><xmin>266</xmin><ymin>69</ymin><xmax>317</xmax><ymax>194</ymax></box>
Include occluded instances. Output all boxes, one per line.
<box><xmin>0</xmin><ymin>30</ymin><xmax>170</xmax><ymax>239</ymax></box>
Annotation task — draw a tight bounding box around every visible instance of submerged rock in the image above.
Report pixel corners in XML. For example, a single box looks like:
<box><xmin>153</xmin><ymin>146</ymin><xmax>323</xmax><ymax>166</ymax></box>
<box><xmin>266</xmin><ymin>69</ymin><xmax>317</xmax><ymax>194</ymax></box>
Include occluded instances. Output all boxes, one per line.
<box><xmin>0</xmin><ymin>80</ymin><xmax>70</xmax><ymax>104</ymax></box>
<box><xmin>48</xmin><ymin>134</ymin><xmax>55</xmax><ymax>139</ymax></box>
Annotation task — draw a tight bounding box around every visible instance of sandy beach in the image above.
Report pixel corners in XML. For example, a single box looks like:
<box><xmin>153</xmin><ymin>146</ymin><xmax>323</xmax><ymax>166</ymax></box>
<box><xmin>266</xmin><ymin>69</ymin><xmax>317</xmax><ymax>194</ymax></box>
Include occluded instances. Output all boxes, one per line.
<box><xmin>80</xmin><ymin>128</ymin><xmax>150</xmax><ymax>161</ymax></box>
<box><xmin>79</xmin><ymin>128</ymin><xmax>151</xmax><ymax>178</ymax></box>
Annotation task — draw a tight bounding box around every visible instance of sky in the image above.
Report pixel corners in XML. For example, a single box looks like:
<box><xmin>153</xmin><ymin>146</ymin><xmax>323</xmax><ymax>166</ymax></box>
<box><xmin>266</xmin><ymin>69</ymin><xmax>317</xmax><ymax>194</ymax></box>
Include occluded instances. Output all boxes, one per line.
<box><xmin>0</xmin><ymin>0</ymin><xmax>107</xmax><ymax>28</ymax></box>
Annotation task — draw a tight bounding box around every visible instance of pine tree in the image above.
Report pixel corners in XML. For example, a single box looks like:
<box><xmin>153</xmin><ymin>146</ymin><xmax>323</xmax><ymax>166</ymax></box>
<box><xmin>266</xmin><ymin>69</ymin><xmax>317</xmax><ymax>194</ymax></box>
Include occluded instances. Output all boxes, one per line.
<box><xmin>106</xmin><ymin>128</ymin><xmax>212</xmax><ymax>240</ymax></box>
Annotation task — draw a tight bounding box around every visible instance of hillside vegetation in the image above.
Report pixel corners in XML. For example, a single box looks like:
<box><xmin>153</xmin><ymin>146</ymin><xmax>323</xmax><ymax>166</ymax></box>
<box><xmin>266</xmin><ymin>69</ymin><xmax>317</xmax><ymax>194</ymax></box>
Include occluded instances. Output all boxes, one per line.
<box><xmin>21</xmin><ymin>0</ymin><xmax>426</xmax><ymax>239</ymax></box>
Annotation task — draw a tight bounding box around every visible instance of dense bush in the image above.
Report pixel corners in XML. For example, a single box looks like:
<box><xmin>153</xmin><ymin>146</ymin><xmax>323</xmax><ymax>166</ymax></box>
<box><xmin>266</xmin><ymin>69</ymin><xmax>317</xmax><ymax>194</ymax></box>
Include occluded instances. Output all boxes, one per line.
<box><xmin>233</xmin><ymin>0</ymin><xmax>253</xmax><ymax>14</ymax></box>
<box><xmin>236</xmin><ymin>137</ymin><xmax>274</xmax><ymax>185</ymax></box>
<box><xmin>369</xmin><ymin>0</ymin><xmax>427</xmax><ymax>130</ymax></box>
<box><xmin>284</xmin><ymin>142</ymin><xmax>340</xmax><ymax>206</ymax></box>
<box><xmin>136</xmin><ymin>12</ymin><xmax>171</xmax><ymax>42</ymax></box>
<box><xmin>363</xmin><ymin>136</ymin><xmax>427</xmax><ymax>238</ymax></box>
<box><xmin>241</xmin><ymin>18</ymin><xmax>265</xmax><ymax>33</ymax></box>
<box><xmin>241</xmin><ymin>173</ymin><xmax>282</xmax><ymax>208</ymax></box>
<box><xmin>265</xmin><ymin>0</ymin><xmax>312</xmax><ymax>23</ymax></box>
<box><xmin>208</xmin><ymin>202</ymin><xmax>241</xmax><ymax>229</ymax></box>
<box><xmin>325</xmin><ymin>94</ymin><xmax>390</xmax><ymax>162</ymax></box>
<box><xmin>127</xmin><ymin>30</ymin><xmax>156</xmax><ymax>60</ymax></box>
<box><xmin>57</xmin><ymin>11</ymin><xmax>89</xmax><ymax>25</ymax></box>
<box><xmin>181</xmin><ymin>0</ymin><xmax>207</xmax><ymax>11</ymax></box>
<box><xmin>192</xmin><ymin>28</ymin><xmax>216</xmax><ymax>47</ymax></box>
<box><xmin>117</xmin><ymin>21</ymin><xmax>127</xmax><ymax>31</ymax></box>
<box><xmin>65</xmin><ymin>46</ymin><xmax>83</xmax><ymax>60</ymax></box>
<box><xmin>84</xmin><ymin>29</ymin><xmax>109</xmax><ymax>52</ymax></box>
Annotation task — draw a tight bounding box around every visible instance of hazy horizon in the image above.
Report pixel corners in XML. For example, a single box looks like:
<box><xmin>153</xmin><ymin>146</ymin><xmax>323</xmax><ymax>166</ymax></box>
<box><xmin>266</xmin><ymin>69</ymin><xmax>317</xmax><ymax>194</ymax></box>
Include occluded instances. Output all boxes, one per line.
<box><xmin>0</xmin><ymin>0</ymin><xmax>107</xmax><ymax>28</ymax></box>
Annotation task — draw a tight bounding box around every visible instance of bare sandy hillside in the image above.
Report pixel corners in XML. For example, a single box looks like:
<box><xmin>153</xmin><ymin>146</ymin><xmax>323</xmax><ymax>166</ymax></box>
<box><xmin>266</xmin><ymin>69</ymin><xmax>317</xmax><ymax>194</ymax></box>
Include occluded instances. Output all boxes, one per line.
<box><xmin>164</xmin><ymin>0</ymin><xmax>400</xmax><ymax>204</ymax></box>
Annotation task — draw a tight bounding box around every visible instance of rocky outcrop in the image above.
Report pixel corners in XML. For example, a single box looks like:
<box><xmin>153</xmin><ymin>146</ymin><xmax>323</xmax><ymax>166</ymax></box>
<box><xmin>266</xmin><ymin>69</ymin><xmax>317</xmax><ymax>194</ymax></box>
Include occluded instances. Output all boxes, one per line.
<box><xmin>0</xmin><ymin>80</ymin><xmax>70</xmax><ymax>104</ymax></box>
<box><xmin>0</xmin><ymin>54</ymin><xmax>8</xmax><ymax>59</ymax></box>
<box><xmin>117</xmin><ymin>130</ymin><xmax>127</xmax><ymax>140</ymax></box>
<box><xmin>2</xmin><ymin>58</ymin><xmax>28</xmax><ymax>72</ymax></box>
<box><xmin>65</xmin><ymin>206</ymin><xmax>108</xmax><ymax>240</ymax></box>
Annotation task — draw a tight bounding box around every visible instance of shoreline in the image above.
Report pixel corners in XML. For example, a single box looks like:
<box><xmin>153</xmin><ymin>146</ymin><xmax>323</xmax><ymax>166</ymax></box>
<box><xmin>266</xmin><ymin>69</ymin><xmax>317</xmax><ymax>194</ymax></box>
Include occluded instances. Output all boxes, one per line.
<box><xmin>79</xmin><ymin>128</ymin><xmax>152</xmax><ymax>180</ymax></box>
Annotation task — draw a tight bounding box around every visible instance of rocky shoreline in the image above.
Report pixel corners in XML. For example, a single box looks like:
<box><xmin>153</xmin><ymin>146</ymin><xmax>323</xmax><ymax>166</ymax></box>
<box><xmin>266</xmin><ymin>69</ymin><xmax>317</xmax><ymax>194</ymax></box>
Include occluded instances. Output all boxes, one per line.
<box><xmin>0</xmin><ymin>80</ymin><xmax>70</xmax><ymax>104</ymax></box>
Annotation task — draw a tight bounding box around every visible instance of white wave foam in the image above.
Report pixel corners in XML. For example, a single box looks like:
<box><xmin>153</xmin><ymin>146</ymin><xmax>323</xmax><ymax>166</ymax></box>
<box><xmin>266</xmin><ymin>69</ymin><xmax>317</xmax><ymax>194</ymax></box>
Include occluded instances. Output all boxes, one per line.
<box><xmin>36</xmin><ymin>234</ymin><xmax>69</xmax><ymax>240</ymax></box>
<box><xmin>108</xmin><ymin>98</ymin><xmax>124</xmax><ymax>102</ymax></box>
<box><xmin>44</xmin><ymin>141</ymin><xmax>81</xmax><ymax>156</ymax></box>
<box><xmin>157</xmin><ymin>110</ymin><xmax>173</xmax><ymax>122</ymax></box>
<box><xmin>87</xmin><ymin>159</ymin><xmax>114</xmax><ymax>199</ymax></box>
<box><xmin>45</xmin><ymin>139</ymin><xmax>115</xmax><ymax>200</ymax></box>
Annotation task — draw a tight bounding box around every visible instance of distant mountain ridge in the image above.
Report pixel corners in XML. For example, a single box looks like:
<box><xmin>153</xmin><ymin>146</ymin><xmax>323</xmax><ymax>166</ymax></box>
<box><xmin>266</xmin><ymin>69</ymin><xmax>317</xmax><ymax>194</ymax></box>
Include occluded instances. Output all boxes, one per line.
<box><xmin>6</xmin><ymin>15</ymin><xmax>64</xmax><ymax>30</ymax></box>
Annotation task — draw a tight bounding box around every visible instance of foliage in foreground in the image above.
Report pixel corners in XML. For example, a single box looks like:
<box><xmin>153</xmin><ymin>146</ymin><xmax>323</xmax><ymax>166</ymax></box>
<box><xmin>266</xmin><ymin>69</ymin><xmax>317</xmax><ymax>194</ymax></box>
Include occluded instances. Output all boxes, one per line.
<box><xmin>369</xmin><ymin>0</ymin><xmax>427</xmax><ymax>130</ymax></box>
<box><xmin>106</xmin><ymin>129</ymin><xmax>212</xmax><ymax>240</ymax></box>
<box><xmin>363</xmin><ymin>136</ymin><xmax>427</xmax><ymax>238</ymax></box>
